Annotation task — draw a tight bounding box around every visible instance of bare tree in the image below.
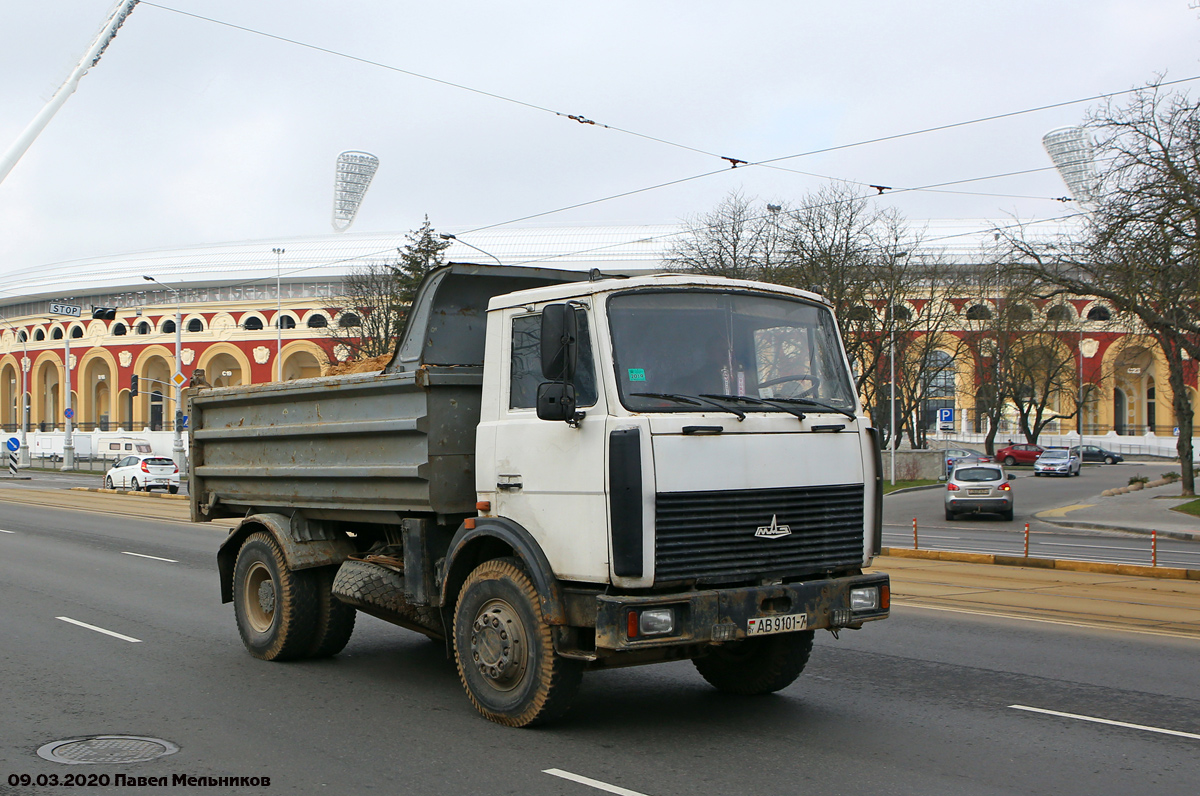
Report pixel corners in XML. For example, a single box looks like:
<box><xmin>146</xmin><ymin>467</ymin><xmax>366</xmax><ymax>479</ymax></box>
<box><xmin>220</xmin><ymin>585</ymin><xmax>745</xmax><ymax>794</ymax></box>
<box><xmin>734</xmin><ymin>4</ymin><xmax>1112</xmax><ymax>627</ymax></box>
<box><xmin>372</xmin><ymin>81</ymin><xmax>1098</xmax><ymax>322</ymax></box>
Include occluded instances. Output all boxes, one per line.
<box><xmin>666</xmin><ymin>191</ymin><xmax>788</xmax><ymax>281</ymax></box>
<box><xmin>1007</xmin><ymin>83</ymin><xmax>1200</xmax><ymax>493</ymax></box>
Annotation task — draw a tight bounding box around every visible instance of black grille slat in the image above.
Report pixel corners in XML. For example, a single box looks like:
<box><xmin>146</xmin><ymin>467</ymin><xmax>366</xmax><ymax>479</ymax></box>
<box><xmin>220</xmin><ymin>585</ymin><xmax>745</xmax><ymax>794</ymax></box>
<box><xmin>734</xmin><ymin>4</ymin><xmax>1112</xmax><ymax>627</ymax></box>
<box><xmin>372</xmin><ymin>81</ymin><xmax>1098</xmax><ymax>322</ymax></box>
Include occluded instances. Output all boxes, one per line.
<box><xmin>655</xmin><ymin>484</ymin><xmax>865</xmax><ymax>583</ymax></box>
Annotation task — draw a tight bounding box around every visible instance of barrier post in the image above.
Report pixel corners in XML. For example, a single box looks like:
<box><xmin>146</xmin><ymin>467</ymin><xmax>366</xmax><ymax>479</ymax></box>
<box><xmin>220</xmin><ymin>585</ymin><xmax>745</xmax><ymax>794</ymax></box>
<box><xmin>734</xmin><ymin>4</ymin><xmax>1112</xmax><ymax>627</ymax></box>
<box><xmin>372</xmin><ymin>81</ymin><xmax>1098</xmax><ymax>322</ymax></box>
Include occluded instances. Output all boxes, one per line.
<box><xmin>1024</xmin><ymin>523</ymin><xmax>1030</xmax><ymax>557</ymax></box>
<box><xmin>913</xmin><ymin>518</ymin><xmax>918</xmax><ymax>550</ymax></box>
<box><xmin>1152</xmin><ymin>530</ymin><xmax>1157</xmax><ymax>567</ymax></box>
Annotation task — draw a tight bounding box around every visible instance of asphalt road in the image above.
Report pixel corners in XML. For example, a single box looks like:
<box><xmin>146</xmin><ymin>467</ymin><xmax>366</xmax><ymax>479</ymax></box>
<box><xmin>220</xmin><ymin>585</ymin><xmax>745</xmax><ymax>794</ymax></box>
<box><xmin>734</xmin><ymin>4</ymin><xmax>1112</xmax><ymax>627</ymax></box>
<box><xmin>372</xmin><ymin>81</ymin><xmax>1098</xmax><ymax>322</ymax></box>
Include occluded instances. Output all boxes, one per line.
<box><xmin>883</xmin><ymin>464</ymin><xmax>1200</xmax><ymax>569</ymax></box>
<box><xmin>1</xmin><ymin>499</ymin><xmax>1198</xmax><ymax>795</ymax></box>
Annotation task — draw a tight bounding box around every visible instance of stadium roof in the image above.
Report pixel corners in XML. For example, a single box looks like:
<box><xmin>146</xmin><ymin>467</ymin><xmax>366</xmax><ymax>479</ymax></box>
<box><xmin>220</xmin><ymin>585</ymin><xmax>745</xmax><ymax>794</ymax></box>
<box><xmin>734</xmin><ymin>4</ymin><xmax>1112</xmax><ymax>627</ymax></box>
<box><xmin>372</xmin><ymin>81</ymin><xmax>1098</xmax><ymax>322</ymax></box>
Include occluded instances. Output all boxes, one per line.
<box><xmin>0</xmin><ymin>218</ymin><xmax>1079</xmax><ymax>308</ymax></box>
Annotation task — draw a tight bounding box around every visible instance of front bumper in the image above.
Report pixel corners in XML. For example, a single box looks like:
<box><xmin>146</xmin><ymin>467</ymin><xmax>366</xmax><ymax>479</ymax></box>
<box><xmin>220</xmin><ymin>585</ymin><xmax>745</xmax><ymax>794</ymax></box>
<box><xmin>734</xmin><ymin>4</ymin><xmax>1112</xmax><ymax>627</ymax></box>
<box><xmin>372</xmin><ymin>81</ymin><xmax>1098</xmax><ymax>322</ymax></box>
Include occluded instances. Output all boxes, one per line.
<box><xmin>593</xmin><ymin>573</ymin><xmax>889</xmax><ymax>651</ymax></box>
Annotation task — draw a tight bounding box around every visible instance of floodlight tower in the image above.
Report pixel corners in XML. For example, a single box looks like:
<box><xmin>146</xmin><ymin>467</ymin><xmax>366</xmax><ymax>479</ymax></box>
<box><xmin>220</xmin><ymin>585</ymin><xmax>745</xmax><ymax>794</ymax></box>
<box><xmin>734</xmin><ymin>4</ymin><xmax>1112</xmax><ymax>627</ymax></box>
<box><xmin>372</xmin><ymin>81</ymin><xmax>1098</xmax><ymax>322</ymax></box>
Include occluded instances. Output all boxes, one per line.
<box><xmin>331</xmin><ymin>151</ymin><xmax>379</xmax><ymax>232</ymax></box>
<box><xmin>1042</xmin><ymin>126</ymin><xmax>1099</xmax><ymax>204</ymax></box>
<box><xmin>0</xmin><ymin>1</ymin><xmax>141</xmax><ymax>186</ymax></box>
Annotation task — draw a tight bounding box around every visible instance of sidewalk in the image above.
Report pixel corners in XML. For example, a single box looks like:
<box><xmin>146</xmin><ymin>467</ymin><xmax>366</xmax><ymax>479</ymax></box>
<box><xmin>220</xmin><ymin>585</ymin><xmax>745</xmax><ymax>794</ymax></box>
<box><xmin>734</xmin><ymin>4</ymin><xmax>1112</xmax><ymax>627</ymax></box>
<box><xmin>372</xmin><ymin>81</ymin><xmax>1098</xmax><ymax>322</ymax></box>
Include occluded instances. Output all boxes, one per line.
<box><xmin>1034</xmin><ymin>480</ymin><xmax>1200</xmax><ymax>540</ymax></box>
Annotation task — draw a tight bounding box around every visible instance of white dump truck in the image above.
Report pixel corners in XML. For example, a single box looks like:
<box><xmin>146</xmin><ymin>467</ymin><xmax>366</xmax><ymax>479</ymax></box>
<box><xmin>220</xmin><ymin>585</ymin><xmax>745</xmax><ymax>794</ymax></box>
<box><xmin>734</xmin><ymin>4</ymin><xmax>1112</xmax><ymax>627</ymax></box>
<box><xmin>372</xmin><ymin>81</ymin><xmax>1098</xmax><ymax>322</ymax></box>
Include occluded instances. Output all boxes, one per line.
<box><xmin>191</xmin><ymin>263</ymin><xmax>890</xmax><ymax>726</ymax></box>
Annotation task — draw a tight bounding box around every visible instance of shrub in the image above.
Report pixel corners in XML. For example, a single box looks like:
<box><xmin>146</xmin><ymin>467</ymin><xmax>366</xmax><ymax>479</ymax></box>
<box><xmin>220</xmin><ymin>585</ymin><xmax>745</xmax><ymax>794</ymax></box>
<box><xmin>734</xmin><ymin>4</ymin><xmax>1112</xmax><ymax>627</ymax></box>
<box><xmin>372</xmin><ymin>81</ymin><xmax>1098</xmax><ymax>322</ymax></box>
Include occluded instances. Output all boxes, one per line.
<box><xmin>1128</xmin><ymin>474</ymin><xmax>1149</xmax><ymax>486</ymax></box>
<box><xmin>1161</xmin><ymin>471</ymin><xmax>1181</xmax><ymax>482</ymax></box>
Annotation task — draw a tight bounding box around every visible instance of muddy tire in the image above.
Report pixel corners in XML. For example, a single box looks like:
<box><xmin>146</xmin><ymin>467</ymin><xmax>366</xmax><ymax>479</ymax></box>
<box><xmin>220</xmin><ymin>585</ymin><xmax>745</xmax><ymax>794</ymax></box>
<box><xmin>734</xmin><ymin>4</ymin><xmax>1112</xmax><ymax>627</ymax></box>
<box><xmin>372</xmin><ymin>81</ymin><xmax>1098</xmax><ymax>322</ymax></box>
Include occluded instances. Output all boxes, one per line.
<box><xmin>693</xmin><ymin>630</ymin><xmax>814</xmax><ymax>695</ymax></box>
<box><xmin>232</xmin><ymin>532</ymin><xmax>318</xmax><ymax>661</ymax></box>
<box><xmin>305</xmin><ymin>566</ymin><xmax>356</xmax><ymax>658</ymax></box>
<box><xmin>453</xmin><ymin>558</ymin><xmax>583</xmax><ymax>727</ymax></box>
<box><xmin>105</xmin><ymin>476</ymin><xmax>113</xmax><ymax>489</ymax></box>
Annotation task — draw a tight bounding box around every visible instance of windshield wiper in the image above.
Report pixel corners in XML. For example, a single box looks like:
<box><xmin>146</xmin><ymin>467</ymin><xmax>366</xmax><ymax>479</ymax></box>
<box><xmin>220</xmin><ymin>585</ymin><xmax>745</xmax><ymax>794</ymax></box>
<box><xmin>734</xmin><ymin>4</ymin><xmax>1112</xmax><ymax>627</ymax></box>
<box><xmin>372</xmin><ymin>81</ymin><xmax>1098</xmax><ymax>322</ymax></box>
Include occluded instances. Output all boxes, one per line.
<box><xmin>750</xmin><ymin>396</ymin><xmax>858</xmax><ymax>420</ymax></box>
<box><xmin>631</xmin><ymin>392</ymin><xmax>745</xmax><ymax>420</ymax></box>
<box><xmin>699</xmin><ymin>394</ymin><xmax>808</xmax><ymax>421</ymax></box>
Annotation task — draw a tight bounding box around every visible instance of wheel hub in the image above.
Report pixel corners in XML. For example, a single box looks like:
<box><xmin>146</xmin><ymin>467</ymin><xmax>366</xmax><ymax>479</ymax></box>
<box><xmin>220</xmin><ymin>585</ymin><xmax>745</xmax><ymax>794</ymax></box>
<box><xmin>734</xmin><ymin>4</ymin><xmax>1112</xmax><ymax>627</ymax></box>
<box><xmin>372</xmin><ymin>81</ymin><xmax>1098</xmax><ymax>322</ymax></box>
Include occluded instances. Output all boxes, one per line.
<box><xmin>470</xmin><ymin>600</ymin><xmax>525</xmax><ymax>689</ymax></box>
<box><xmin>257</xmin><ymin>580</ymin><xmax>276</xmax><ymax>614</ymax></box>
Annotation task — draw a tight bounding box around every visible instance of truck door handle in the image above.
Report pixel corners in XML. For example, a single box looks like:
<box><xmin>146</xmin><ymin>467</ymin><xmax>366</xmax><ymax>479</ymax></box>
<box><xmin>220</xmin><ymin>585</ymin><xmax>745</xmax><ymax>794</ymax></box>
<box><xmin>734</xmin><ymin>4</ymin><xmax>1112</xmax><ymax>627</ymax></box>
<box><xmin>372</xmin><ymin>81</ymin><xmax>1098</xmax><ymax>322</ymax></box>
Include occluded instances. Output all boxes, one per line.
<box><xmin>497</xmin><ymin>474</ymin><xmax>522</xmax><ymax>491</ymax></box>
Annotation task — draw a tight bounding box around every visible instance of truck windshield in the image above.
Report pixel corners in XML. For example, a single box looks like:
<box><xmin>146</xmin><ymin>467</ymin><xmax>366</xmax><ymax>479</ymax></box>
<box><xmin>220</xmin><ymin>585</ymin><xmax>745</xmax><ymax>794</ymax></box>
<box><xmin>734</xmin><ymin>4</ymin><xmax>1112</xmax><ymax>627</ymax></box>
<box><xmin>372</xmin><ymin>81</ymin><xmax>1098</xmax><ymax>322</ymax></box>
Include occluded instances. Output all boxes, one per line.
<box><xmin>608</xmin><ymin>289</ymin><xmax>857</xmax><ymax>415</ymax></box>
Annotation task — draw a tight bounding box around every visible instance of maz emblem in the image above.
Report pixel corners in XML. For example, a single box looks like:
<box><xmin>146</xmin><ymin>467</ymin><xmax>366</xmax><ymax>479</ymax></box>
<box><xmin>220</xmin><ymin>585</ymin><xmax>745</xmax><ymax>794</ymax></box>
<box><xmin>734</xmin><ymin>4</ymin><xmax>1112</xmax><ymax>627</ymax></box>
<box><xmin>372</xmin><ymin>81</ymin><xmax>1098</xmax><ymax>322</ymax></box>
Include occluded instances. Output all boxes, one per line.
<box><xmin>755</xmin><ymin>514</ymin><xmax>792</xmax><ymax>539</ymax></box>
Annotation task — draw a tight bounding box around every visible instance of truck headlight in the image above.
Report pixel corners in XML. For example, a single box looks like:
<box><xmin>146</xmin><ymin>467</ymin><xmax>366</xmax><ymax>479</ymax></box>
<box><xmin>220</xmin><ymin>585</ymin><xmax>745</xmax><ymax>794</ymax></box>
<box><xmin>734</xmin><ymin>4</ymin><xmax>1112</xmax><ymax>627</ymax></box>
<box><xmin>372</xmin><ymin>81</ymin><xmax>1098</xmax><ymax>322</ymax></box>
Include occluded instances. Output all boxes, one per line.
<box><xmin>635</xmin><ymin>608</ymin><xmax>676</xmax><ymax>636</ymax></box>
<box><xmin>850</xmin><ymin>587</ymin><xmax>879</xmax><ymax>611</ymax></box>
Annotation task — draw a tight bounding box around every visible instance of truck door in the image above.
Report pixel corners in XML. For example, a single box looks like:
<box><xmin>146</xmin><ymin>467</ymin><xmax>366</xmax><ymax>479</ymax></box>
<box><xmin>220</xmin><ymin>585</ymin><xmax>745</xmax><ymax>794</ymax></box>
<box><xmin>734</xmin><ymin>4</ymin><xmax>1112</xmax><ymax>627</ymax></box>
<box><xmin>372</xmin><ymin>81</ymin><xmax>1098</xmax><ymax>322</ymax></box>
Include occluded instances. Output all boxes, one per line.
<box><xmin>489</xmin><ymin>307</ymin><xmax>611</xmax><ymax>584</ymax></box>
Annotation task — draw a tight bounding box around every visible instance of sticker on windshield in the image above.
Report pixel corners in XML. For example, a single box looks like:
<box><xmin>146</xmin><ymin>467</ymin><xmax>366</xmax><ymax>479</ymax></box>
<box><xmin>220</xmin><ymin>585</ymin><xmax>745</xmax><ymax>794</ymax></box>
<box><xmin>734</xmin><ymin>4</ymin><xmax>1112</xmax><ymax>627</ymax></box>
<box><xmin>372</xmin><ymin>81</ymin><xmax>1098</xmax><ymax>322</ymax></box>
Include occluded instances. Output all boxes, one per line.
<box><xmin>628</xmin><ymin>368</ymin><xmax>646</xmax><ymax>382</ymax></box>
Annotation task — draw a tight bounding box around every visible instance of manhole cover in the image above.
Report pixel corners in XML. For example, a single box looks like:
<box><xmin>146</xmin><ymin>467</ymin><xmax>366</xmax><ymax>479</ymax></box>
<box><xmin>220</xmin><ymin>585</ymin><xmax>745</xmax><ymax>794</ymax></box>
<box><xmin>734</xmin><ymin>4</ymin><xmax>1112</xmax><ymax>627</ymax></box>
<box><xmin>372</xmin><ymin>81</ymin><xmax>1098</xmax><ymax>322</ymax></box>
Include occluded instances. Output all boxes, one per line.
<box><xmin>37</xmin><ymin>736</ymin><xmax>179</xmax><ymax>765</ymax></box>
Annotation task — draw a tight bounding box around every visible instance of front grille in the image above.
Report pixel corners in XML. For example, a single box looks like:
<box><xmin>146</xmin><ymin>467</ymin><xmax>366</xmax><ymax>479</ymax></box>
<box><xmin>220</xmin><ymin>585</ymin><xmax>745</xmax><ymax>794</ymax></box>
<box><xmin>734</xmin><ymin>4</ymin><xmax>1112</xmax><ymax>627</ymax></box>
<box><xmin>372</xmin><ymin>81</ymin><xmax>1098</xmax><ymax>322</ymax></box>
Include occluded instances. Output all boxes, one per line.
<box><xmin>655</xmin><ymin>484</ymin><xmax>865</xmax><ymax>584</ymax></box>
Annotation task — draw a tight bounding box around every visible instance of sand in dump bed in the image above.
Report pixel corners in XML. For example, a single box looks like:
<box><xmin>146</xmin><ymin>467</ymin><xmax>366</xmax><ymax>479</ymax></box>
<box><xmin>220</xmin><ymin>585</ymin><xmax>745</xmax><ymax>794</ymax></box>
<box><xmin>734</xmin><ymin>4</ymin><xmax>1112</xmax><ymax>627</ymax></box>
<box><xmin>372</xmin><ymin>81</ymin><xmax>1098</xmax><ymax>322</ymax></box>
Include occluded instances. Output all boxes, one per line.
<box><xmin>324</xmin><ymin>353</ymin><xmax>392</xmax><ymax>376</ymax></box>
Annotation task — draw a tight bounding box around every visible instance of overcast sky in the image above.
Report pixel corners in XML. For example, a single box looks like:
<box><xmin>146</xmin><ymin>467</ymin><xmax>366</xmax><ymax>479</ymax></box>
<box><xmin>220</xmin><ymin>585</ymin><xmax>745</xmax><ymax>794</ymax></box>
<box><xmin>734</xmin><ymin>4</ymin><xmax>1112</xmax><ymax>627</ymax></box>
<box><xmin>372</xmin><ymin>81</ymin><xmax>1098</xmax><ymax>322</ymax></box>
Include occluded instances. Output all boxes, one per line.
<box><xmin>1</xmin><ymin>1</ymin><xmax>1197</xmax><ymax>274</ymax></box>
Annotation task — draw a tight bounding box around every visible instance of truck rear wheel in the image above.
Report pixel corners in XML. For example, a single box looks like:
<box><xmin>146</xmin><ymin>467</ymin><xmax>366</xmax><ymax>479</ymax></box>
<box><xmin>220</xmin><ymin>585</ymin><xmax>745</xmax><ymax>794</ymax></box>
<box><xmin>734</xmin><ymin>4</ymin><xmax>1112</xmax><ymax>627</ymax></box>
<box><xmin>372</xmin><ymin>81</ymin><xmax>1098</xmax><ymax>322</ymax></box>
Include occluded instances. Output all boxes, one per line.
<box><xmin>453</xmin><ymin>558</ymin><xmax>583</xmax><ymax>727</ymax></box>
<box><xmin>306</xmin><ymin>566</ymin><xmax>356</xmax><ymax>658</ymax></box>
<box><xmin>693</xmin><ymin>630</ymin><xmax>814</xmax><ymax>695</ymax></box>
<box><xmin>232</xmin><ymin>532</ymin><xmax>318</xmax><ymax>661</ymax></box>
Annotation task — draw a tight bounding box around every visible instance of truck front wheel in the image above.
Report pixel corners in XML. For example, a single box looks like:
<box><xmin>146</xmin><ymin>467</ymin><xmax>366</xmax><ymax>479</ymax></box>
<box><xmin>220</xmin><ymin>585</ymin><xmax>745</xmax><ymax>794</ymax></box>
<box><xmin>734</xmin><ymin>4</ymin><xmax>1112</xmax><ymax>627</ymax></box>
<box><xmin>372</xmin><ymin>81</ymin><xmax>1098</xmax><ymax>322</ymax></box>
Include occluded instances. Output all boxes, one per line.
<box><xmin>694</xmin><ymin>630</ymin><xmax>815</xmax><ymax>695</ymax></box>
<box><xmin>232</xmin><ymin>532</ymin><xmax>318</xmax><ymax>661</ymax></box>
<box><xmin>453</xmin><ymin>558</ymin><xmax>583</xmax><ymax>727</ymax></box>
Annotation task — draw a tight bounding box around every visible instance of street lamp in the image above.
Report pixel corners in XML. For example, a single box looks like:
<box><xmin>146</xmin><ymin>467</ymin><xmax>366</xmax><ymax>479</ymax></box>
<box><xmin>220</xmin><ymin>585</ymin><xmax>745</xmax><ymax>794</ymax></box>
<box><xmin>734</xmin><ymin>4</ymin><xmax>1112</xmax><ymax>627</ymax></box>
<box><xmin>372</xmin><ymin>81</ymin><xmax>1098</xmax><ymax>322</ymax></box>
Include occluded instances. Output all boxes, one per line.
<box><xmin>0</xmin><ymin>316</ymin><xmax>30</xmax><ymax>465</ymax></box>
<box><xmin>273</xmin><ymin>247</ymin><xmax>285</xmax><ymax>382</ymax></box>
<box><xmin>887</xmin><ymin>251</ymin><xmax>909</xmax><ymax>485</ymax></box>
<box><xmin>438</xmin><ymin>233</ymin><xmax>503</xmax><ymax>265</ymax></box>
<box><xmin>142</xmin><ymin>275</ymin><xmax>185</xmax><ymax>468</ymax></box>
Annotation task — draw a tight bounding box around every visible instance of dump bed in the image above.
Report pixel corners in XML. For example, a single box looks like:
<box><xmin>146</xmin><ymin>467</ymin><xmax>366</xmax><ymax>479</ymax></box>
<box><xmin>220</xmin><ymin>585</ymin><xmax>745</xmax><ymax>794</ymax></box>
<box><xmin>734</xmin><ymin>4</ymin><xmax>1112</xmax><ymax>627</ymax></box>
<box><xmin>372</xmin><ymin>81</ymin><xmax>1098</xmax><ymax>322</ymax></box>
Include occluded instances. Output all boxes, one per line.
<box><xmin>188</xmin><ymin>262</ymin><xmax>590</xmax><ymax>524</ymax></box>
<box><xmin>189</xmin><ymin>367</ymin><xmax>482</xmax><ymax>522</ymax></box>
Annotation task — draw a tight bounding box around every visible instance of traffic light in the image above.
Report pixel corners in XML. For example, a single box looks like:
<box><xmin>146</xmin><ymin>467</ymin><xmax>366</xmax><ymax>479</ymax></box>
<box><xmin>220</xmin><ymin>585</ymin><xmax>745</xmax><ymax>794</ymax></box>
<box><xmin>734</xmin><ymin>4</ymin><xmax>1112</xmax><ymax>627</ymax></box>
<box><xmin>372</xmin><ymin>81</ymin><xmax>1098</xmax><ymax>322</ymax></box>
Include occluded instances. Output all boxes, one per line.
<box><xmin>92</xmin><ymin>307</ymin><xmax>117</xmax><ymax>320</ymax></box>
<box><xmin>130</xmin><ymin>374</ymin><xmax>138</xmax><ymax>397</ymax></box>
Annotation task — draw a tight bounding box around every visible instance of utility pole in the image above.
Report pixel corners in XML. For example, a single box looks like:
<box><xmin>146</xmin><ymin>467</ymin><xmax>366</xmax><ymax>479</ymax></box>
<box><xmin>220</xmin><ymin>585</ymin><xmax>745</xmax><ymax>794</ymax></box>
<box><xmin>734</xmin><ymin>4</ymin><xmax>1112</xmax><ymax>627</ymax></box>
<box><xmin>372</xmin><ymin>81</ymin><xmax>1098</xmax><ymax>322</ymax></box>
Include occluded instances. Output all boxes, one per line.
<box><xmin>273</xmin><ymin>248</ymin><xmax>285</xmax><ymax>381</ymax></box>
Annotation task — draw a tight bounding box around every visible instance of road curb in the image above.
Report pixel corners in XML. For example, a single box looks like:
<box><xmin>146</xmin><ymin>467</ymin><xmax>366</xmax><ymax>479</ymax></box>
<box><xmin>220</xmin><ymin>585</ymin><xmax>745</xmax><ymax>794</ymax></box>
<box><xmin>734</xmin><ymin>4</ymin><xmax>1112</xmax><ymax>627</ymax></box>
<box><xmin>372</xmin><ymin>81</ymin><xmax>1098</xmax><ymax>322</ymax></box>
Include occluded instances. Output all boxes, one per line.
<box><xmin>70</xmin><ymin>487</ymin><xmax>188</xmax><ymax>501</ymax></box>
<box><xmin>884</xmin><ymin>484</ymin><xmax>945</xmax><ymax>496</ymax></box>
<box><xmin>1034</xmin><ymin>517</ymin><xmax>1200</xmax><ymax>542</ymax></box>
<box><xmin>878</xmin><ymin>547</ymin><xmax>1200</xmax><ymax>581</ymax></box>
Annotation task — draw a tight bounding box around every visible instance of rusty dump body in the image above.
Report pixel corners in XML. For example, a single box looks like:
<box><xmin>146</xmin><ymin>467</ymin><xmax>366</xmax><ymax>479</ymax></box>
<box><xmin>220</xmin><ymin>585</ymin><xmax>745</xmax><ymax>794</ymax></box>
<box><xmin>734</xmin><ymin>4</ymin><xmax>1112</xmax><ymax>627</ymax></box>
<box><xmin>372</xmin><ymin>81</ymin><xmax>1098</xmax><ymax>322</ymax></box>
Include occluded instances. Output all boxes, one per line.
<box><xmin>189</xmin><ymin>263</ymin><xmax>589</xmax><ymax>524</ymax></box>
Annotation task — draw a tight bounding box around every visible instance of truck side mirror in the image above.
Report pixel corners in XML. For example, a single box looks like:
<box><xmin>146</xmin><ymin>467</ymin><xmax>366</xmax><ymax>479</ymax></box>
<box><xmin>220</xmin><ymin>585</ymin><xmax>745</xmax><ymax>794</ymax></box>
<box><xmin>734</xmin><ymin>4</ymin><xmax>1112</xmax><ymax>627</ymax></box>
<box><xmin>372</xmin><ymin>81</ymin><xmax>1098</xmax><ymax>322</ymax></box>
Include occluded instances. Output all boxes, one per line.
<box><xmin>540</xmin><ymin>304</ymin><xmax>578</xmax><ymax>381</ymax></box>
<box><xmin>536</xmin><ymin>382</ymin><xmax>577</xmax><ymax>422</ymax></box>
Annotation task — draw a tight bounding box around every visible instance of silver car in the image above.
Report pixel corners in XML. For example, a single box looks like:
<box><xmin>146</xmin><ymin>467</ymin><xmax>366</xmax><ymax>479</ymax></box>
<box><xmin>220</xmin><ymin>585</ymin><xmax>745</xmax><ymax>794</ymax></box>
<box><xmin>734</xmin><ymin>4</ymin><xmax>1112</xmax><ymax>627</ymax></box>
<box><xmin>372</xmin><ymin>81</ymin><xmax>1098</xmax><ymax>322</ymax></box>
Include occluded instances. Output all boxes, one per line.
<box><xmin>1033</xmin><ymin>448</ymin><xmax>1081</xmax><ymax>477</ymax></box>
<box><xmin>944</xmin><ymin>464</ymin><xmax>1013</xmax><ymax>521</ymax></box>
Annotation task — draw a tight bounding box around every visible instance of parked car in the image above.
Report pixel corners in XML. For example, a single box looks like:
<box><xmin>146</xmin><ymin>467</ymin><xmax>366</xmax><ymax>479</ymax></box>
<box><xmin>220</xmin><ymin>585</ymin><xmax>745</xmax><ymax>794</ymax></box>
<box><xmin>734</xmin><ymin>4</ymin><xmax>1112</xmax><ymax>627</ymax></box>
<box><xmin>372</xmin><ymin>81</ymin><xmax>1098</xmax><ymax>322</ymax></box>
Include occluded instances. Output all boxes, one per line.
<box><xmin>941</xmin><ymin>447</ymin><xmax>992</xmax><ymax>476</ymax></box>
<box><xmin>1034</xmin><ymin>448</ymin><xmax>1081</xmax><ymax>477</ymax></box>
<box><xmin>945</xmin><ymin>464</ymin><xmax>1013</xmax><ymax>521</ymax></box>
<box><xmin>104</xmin><ymin>455</ymin><xmax>180</xmax><ymax>493</ymax></box>
<box><xmin>995</xmin><ymin>443</ymin><xmax>1044</xmax><ymax>466</ymax></box>
<box><xmin>1073</xmin><ymin>444</ymin><xmax>1124</xmax><ymax>464</ymax></box>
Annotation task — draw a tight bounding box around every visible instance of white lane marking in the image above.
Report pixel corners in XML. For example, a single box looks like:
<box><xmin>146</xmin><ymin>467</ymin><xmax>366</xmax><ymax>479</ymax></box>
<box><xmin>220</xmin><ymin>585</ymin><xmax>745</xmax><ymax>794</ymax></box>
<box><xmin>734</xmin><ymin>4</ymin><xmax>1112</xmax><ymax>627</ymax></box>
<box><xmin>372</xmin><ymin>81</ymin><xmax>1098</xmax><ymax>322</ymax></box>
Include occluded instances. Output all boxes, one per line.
<box><xmin>122</xmin><ymin>551</ymin><xmax>177</xmax><ymax>563</ymax></box>
<box><xmin>56</xmin><ymin>616</ymin><xmax>142</xmax><ymax>643</ymax></box>
<box><xmin>0</xmin><ymin>528</ymin><xmax>15</xmax><ymax>533</ymax></box>
<box><xmin>544</xmin><ymin>769</ymin><xmax>651</xmax><ymax>796</ymax></box>
<box><xmin>1009</xmin><ymin>705</ymin><xmax>1200</xmax><ymax>740</ymax></box>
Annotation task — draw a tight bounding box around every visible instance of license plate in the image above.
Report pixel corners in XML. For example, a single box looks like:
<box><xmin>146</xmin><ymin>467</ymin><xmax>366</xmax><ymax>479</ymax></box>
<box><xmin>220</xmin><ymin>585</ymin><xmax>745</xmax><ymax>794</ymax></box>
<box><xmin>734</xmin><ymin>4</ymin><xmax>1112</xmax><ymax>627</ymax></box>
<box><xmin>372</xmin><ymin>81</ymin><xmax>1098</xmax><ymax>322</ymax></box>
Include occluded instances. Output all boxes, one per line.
<box><xmin>746</xmin><ymin>613</ymin><xmax>808</xmax><ymax>636</ymax></box>
<box><xmin>968</xmin><ymin>488</ymin><xmax>989</xmax><ymax>496</ymax></box>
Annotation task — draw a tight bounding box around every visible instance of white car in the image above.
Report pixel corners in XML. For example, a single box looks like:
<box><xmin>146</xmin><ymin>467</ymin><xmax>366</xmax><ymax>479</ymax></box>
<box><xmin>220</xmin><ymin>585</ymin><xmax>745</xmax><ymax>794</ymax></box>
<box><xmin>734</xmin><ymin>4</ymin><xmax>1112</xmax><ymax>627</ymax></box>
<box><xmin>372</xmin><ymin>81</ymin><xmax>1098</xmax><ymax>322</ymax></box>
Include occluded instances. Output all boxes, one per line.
<box><xmin>105</xmin><ymin>454</ymin><xmax>181</xmax><ymax>493</ymax></box>
<box><xmin>1033</xmin><ymin>448</ymin><xmax>1081</xmax><ymax>477</ymax></box>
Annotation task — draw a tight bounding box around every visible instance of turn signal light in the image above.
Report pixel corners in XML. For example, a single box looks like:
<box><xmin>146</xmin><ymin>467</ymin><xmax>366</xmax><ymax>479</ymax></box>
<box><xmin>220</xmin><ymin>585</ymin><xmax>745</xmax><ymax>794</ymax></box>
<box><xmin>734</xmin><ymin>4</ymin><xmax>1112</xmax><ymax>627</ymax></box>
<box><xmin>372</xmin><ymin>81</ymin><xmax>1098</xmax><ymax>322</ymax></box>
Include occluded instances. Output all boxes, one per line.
<box><xmin>998</xmin><ymin>483</ymin><xmax>1011</xmax><ymax>491</ymax></box>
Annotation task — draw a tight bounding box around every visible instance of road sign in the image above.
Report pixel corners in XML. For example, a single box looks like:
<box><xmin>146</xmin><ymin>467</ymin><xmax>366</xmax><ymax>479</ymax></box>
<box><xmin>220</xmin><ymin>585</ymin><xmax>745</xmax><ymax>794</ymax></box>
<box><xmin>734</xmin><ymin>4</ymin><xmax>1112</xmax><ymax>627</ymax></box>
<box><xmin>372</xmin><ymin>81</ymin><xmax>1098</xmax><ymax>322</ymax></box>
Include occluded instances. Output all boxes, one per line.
<box><xmin>6</xmin><ymin>437</ymin><xmax>19</xmax><ymax>452</ymax></box>
<box><xmin>171</xmin><ymin>372</ymin><xmax>188</xmax><ymax>387</ymax></box>
<box><xmin>64</xmin><ymin>408</ymin><xmax>74</xmax><ymax>419</ymax></box>
<box><xmin>937</xmin><ymin>408</ymin><xmax>954</xmax><ymax>423</ymax></box>
<box><xmin>49</xmin><ymin>302</ymin><xmax>82</xmax><ymax>317</ymax></box>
